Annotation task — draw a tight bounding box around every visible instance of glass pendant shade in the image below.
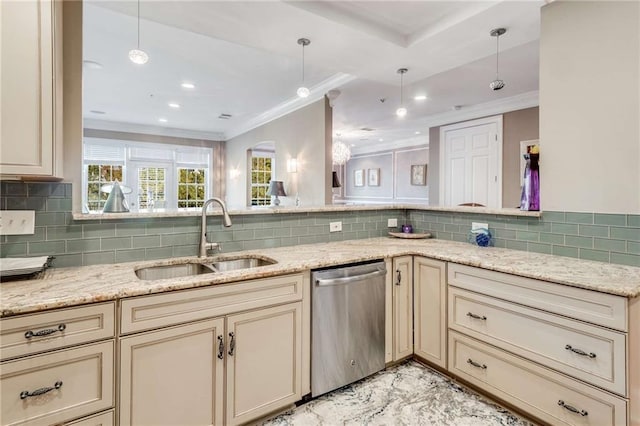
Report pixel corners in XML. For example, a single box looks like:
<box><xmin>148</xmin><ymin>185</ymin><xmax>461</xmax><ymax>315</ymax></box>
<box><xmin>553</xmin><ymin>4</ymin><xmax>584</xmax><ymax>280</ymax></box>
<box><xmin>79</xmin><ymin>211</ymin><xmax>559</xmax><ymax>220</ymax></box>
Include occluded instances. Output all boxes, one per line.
<box><xmin>396</xmin><ymin>68</ymin><xmax>408</xmax><ymax>118</ymax></box>
<box><xmin>396</xmin><ymin>107</ymin><xmax>407</xmax><ymax>117</ymax></box>
<box><xmin>297</xmin><ymin>86</ymin><xmax>310</xmax><ymax>98</ymax></box>
<box><xmin>129</xmin><ymin>49</ymin><xmax>149</xmax><ymax>65</ymax></box>
<box><xmin>332</xmin><ymin>141</ymin><xmax>351</xmax><ymax>165</ymax></box>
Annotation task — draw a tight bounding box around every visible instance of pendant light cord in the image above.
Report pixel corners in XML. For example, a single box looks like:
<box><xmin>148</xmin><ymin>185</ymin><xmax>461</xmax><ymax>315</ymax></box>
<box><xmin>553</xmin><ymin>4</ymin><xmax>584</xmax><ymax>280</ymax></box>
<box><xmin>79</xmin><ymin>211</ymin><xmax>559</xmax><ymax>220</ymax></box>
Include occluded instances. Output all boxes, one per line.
<box><xmin>400</xmin><ymin>71</ymin><xmax>404</xmax><ymax>106</ymax></box>
<box><xmin>137</xmin><ymin>0</ymin><xmax>141</xmax><ymax>49</ymax></box>
<box><xmin>301</xmin><ymin>44</ymin><xmax>305</xmax><ymax>84</ymax></box>
<box><xmin>495</xmin><ymin>34</ymin><xmax>500</xmax><ymax>80</ymax></box>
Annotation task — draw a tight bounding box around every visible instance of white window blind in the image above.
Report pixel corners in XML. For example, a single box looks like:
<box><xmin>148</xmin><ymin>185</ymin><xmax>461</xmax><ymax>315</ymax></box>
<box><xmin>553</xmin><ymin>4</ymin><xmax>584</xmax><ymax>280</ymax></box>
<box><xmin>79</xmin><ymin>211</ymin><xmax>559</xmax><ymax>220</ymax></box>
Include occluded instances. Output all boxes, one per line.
<box><xmin>84</xmin><ymin>142</ymin><xmax>125</xmax><ymax>163</ymax></box>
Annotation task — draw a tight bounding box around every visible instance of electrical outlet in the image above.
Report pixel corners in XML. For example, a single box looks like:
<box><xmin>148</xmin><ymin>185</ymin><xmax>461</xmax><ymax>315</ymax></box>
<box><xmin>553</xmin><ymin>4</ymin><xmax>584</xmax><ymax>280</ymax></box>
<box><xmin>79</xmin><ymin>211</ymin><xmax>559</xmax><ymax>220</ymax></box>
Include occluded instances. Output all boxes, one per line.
<box><xmin>387</xmin><ymin>218</ymin><xmax>398</xmax><ymax>228</ymax></box>
<box><xmin>472</xmin><ymin>222</ymin><xmax>489</xmax><ymax>233</ymax></box>
<box><xmin>329</xmin><ymin>221</ymin><xmax>342</xmax><ymax>233</ymax></box>
<box><xmin>0</xmin><ymin>210</ymin><xmax>35</xmax><ymax>235</ymax></box>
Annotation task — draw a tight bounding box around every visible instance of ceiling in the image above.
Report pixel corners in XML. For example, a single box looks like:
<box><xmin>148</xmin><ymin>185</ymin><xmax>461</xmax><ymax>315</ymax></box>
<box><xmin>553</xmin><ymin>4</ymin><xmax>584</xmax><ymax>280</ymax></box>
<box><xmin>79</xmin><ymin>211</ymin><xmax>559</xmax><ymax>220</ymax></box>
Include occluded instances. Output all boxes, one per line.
<box><xmin>83</xmin><ymin>0</ymin><xmax>543</xmax><ymax>148</ymax></box>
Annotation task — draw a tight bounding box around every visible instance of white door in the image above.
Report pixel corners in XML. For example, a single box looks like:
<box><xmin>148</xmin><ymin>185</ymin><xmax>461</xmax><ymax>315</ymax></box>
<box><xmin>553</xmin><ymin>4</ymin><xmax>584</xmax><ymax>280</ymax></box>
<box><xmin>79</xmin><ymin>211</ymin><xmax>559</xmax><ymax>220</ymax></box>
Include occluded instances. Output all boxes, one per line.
<box><xmin>441</xmin><ymin>116</ymin><xmax>502</xmax><ymax>208</ymax></box>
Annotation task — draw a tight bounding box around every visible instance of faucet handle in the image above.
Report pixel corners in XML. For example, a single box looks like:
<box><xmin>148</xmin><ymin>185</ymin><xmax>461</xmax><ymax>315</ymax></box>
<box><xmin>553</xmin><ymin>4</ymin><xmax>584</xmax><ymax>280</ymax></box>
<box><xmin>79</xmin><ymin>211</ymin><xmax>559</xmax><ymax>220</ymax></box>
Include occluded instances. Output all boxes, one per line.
<box><xmin>205</xmin><ymin>242</ymin><xmax>220</xmax><ymax>253</ymax></box>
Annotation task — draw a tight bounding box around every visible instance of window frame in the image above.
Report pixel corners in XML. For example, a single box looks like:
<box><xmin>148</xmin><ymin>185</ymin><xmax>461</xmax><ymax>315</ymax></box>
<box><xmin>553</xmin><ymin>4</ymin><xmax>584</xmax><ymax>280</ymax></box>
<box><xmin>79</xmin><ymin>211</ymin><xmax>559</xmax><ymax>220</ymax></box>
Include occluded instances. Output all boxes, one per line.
<box><xmin>248</xmin><ymin>150</ymin><xmax>275</xmax><ymax>206</ymax></box>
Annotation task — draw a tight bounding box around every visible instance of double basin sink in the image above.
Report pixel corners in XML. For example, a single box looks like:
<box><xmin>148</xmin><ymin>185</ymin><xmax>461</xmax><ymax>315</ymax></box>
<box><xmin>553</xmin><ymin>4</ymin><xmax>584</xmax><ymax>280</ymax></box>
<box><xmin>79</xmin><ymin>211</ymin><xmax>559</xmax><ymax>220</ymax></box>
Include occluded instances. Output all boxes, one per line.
<box><xmin>135</xmin><ymin>256</ymin><xmax>277</xmax><ymax>280</ymax></box>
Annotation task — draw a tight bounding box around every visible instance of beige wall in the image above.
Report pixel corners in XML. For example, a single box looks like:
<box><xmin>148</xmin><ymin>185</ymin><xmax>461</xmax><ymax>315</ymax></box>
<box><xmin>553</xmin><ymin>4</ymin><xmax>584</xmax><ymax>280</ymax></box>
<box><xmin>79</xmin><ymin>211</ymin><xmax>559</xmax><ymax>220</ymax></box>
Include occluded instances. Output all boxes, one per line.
<box><xmin>428</xmin><ymin>107</ymin><xmax>539</xmax><ymax>208</ymax></box>
<box><xmin>225</xmin><ymin>99</ymin><xmax>331</xmax><ymax>209</ymax></box>
<box><xmin>540</xmin><ymin>1</ymin><xmax>640</xmax><ymax>214</ymax></box>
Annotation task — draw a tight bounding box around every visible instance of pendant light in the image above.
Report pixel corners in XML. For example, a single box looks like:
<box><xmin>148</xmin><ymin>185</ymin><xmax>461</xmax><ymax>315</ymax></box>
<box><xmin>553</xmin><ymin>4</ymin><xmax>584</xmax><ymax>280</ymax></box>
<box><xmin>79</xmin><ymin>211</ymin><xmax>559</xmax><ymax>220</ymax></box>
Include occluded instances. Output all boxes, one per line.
<box><xmin>128</xmin><ymin>0</ymin><xmax>149</xmax><ymax>65</ymax></box>
<box><xmin>332</xmin><ymin>140</ymin><xmax>351</xmax><ymax>165</ymax></box>
<box><xmin>396</xmin><ymin>68</ymin><xmax>408</xmax><ymax>117</ymax></box>
<box><xmin>489</xmin><ymin>28</ymin><xmax>506</xmax><ymax>90</ymax></box>
<box><xmin>296</xmin><ymin>38</ymin><xmax>311</xmax><ymax>98</ymax></box>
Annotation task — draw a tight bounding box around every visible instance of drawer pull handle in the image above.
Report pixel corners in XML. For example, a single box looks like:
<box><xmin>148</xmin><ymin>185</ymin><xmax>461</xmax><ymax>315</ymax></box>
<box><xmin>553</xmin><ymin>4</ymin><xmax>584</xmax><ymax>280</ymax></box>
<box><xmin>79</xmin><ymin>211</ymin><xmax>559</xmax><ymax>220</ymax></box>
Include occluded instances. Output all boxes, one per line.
<box><xmin>565</xmin><ymin>345</ymin><xmax>596</xmax><ymax>358</ymax></box>
<box><xmin>20</xmin><ymin>381</ymin><xmax>63</xmax><ymax>399</ymax></box>
<box><xmin>466</xmin><ymin>312</ymin><xmax>487</xmax><ymax>321</ymax></box>
<box><xmin>228</xmin><ymin>332</ymin><xmax>235</xmax><ymax>356</ymax></box>
<box><xmin>395</xmin><ymin>269</ymin><xmax>402</xmax><ymax>286</ymax></box>
<box><xmin>467</xmin><ymin>358</ymin><xmax>487</xmax><ymax>369</ymax></box>
<box><xmin>24</xmin><ymin>324</ymin><xmax>66</xmax><ymax>339</ymax></box>
<box><xmin>217</xmin><ymin>335</ymin><xmax>224</xmax><ymax>360</ymax></box>
<box><xmin>558</xmin><ymin>400</ymin><xmax>588</xmax><ymax>416</ymax></box>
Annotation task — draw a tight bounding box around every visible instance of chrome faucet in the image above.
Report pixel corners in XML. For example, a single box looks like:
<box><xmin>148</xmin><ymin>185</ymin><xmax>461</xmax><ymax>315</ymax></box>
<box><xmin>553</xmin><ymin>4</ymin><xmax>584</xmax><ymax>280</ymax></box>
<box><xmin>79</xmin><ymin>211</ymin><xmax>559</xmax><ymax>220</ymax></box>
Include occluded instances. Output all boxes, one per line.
<box><xmin>199</xmin><ymin>198</ymin><xmax>232</xmax><ymax>257</ymax></box>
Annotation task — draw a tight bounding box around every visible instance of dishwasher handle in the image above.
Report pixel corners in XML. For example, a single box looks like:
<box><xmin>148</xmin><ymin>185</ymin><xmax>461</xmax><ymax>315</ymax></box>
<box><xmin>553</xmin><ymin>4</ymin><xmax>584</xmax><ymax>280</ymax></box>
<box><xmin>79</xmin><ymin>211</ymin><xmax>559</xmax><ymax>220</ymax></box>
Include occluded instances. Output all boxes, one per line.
<box><xmin>315</xmin><ymin>268</ymin><xmax>386</xmax><ymax>286</ymax></box>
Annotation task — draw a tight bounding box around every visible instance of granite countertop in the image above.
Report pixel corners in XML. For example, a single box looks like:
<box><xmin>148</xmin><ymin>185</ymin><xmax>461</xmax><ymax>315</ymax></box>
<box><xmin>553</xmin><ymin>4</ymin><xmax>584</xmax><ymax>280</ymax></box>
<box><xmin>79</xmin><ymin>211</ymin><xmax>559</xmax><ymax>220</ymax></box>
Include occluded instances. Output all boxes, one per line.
<box><xmin>1</xmin><ymin>238</ymin><xmax>639</xmax><ymax>317</ymax></box>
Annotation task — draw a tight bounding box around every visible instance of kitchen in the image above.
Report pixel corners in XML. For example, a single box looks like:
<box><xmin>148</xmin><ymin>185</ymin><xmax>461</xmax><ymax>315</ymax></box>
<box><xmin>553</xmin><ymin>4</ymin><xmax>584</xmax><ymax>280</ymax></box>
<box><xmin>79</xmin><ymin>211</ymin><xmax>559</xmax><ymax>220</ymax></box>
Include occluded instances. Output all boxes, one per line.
<box><xmin>1</xmin><ymin>1</ymin><xmax>639</xmax><ymax>426</ymax></box>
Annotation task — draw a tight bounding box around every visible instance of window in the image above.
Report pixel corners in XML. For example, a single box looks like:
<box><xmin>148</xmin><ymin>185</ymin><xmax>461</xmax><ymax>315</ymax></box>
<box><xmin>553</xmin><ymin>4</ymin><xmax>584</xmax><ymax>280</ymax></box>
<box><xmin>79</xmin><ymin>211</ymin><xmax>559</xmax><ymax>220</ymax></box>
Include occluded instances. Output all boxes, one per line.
<box><xmin>83</xmin><ymin>138</ymin><xmax>212</xmax><ymax>213</ymax></box>
<box><xmin>250</xmin><ymin>155</ymin><xmax>273</xmax><ymax>206</ymax></box>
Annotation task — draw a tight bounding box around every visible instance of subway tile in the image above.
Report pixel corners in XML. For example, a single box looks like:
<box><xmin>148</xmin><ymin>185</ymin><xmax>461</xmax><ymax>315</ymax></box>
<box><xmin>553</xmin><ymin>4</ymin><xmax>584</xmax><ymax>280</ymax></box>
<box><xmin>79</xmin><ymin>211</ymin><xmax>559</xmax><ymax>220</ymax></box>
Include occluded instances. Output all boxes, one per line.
<box><xmin>579</xmin><ymin>249</ymin><xmax>610</xmax><ymax>263</ymax></box>
<box><xmin>221</xmin><ymin>241</ymin><xmax>244</xmax><ymax>252</ymax></box>
<box><xmin>364</xmin><ymin>222</ymin><xmax>377</xmax><ymax>231</ymax></box>
<box><xmin>627</xmin><ymin>241</ymin><xmax>640</xmax><ymax>255</ymax></box>
<box><xmin>2</xmin><ymin>182</ymin><xmax>28</xmax><ymax>196</ymax></box>
<box><xmin>594</xmin><ymin>238</ymin><xmax>626</xmax><ymax>252</ymax></box>
<box><xmin>53</xmin><ymin>254</ymin><xmax>83</xmax><ymax>268</ymax></box>
<box><xmin>492</xmin><ymin>229</ymin><xmax>517</xmax><ymax>240</ymax></box>
<box><xmin>492</xmin><ymin>239</ymin><xmax>506</xmax><ymax>248</ymax></box>
<box><xmin>594</xmin><ymin>213</ymin><xmax>626</xmax><ymax>226</ymax></box>
<box><xmin>0</xmin><ymin>242</ymin><xmax>27</xmax><ymax>256</ymax></box>
<box><xmin>565</xmin><ymin>212</ymin><xmax>594</xmax><ymax>224</ymax></box>
<box><xmin>6</xmin><ymin>227</ymin><xmax>45</xmax><ymax>243</ymax></box>
<box><xmin>444</xmin><ymin>224</ymin><xmax>460</xmax><ymax>233</ymax></box>
<box><xmin>145</xmin><ymin>246</ymin><xmax>174</xmax><ymax>260</ymax></box>
<box><xmin>356</xmin><ymin>230</ymin><xmax>370</xmax><ymax>239</ymax></box>
<box><xmin>525</xmin><ymin>221</ymin><xmax>552</xmax><ymax>233</ymax></box>
<box><xmin>145</xmin><ymin>219</ymin><xmax>176</xmax><ymax>235</ymax></box>
<box><xmin>297</xmin><ymin>217</ymin><xmax>316</xmax><ymax>226</ymax></box>
<box><xmin>539</xmin><ymin>232</ymin><xmax>564</xmax><ymax>245</ymax></box>
<box><xmin>610</xmin><ymin>252</ymin><xmax>640</xmax><ymax>267</ymax></box>
<box><xmin>101</xmin><ymin>237</ymin><xmax>132</xmax><ymax>250</ymax></box>
<box><xmin>25</xmin><ymin>197</ymin><xmax>47</xmax><ymax>211</ymax></box>
<box><xmin>505</xmin><ymin>240</ymin><xmax>528</xmax><ymax>251</ymax></box>
<box><xmin>115</xmin><ymin>249</ymin><xmax>146</xmax><ymax>263</ymax></box>
<box><xmin>610</xmin><ymin>226</ymin><xmax>640</xmax><ymax>242</ymax></box>
<box><xmin>162</xmin><ymin>233</ymin><xmax>199</xmax><ymax>246</ymax></box>
<box><xmin>5</xmin><ymin>197</ymin><xmax>27</xmax><ymax>209</ymax></box>
<box><xmin>451</xmin><ymin>233</ymin><xmax>467</xmax><ymax>243</ymax></box>
<box><xmin>253</xmin><ymin>228</ymin><xmax>275</xmax><ymax>239</ymax></box>
<box><xmin>132</xmin><ymin>235</ymin><xmax>161</xmax><ymax>248</ymax></box>
<box><xmin>308</xmin><ymin>225</ymin><xmax>329</xmax><ymax>235</ymax></box>
<box><xmin>504</xmin><ymin>221</ymin><xmax>529</xmax><ymax>231</ymax></box>
<box><xmin>279</xmin><ymin>237</ymin><xmax>299</xmax><ymax>247</ymax></box>
<box><xmin>46</xmin><ymin>198</ymin><xmax>72</xmax><ymax>212</ymax></box>
<box><xmin>172</xmin><ymin>245</ymin><xmax>198</xmax><ymax>257</ymax></box>
<box><xmin>116</xmin><ymin>222</ymin><xmax>146</xmax><ymax>237</ymax></box>
<box><xmin>49</xmin><ymin>183</ymin><xmax>68</xmax><ymax>198</ymax></box>
<box><xmin>232</xmin><ymin>229</ymin><xmax>255</xmax><ymax>240</ymax></box>
<box><xmin>83</xmin><ymin>251</ymin><xmax>115</xmax><ymax>265</ymax></box>
<box><xmin>436</xmin><ymin>215</ymin><xmax>453</xmax><ymax>224</ymax></box>
<box><xmin>527</xmin><ymin>242</ymin><xmax>552</xmax><ymax>254</ymax></box>
<box><xmin>541</xmin><ymin>211</ymin><xmax>565</xmax><ymax>222</ymax></box>
<box><xmin>565</xmin><ymin>235</ymin><xmax>593</xmax><ymax>249</ymax></box>
<box><xmin>628</xmin><ymin>215</ymin><xmax>640</xmax><ymax>227</ymax></box>
<box><xmin>243</xmin><ymin>238</ymin><xmax>281</xmax><ymax>250</ymax></box>
<box><xmin>67</xmin><ymin>238</ymin><xmax>101</xmax><ymax>253</ymax></box>
<box><xmin>83</xmin><ymin>223</ymin><xmax>116</xmax><ymax>238</ymax></box>
<box><xmin>578</xmin><ymin>224</ymin><xmax>609</xmax><ymax>238</ymax></box>
<box><xmin>27</xmin><ymin>183</ymin><xmax>51</xmax><ymax>197</ymax></box>
<box><xmin>47</xmin><ymin>225</ymin><xmax>83</xmax><ymax>241</ymax></box>
<box><xmin>551</xmin><ymin>223</ymin><xmax>579</xmax><ymax>235</ymax></box>
<box><xmin>28</xmin><ymin>240</ymin><xmax>66</xmax><ymax>255</ymax></box>
<box><xmin>515</xmin><ymin>230</ymin><xmax>539</xmax><ymax>242</ymax></box>
<box><xmin>273</xmin><ymin>227</ymin><xmax>291</xmax><ymax>238</ymax></box>
<box><xmin>552</xmin><ymin>245</ymin><xmax>579</xmax><ymax>259</ymax></box>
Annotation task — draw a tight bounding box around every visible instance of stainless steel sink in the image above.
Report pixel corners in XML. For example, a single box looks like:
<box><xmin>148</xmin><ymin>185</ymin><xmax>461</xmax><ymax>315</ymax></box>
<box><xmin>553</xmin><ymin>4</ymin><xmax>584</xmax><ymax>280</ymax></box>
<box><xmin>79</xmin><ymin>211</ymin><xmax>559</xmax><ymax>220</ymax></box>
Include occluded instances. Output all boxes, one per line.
<box><xmin>135</xmin><ymin>256</ymin><xmax>277</xmax><ymax>280</ymax></box>
<box><xmin>210</xmin><ymin>257</ymin><xmax>276</xmax><ymax>272</ymax></box>
<box><xmin>135</xmin><ymin>262</ymin><xmax>217</xmax><ymax>280</ymax></box>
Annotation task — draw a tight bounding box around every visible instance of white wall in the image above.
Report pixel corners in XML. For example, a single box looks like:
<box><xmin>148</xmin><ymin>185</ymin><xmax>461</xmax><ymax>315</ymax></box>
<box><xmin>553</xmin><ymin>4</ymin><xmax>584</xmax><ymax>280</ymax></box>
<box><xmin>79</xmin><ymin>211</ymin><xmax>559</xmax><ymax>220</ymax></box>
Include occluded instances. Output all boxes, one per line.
<box><xmin>540</xmin><ymin>1</ymin><xmax>640</xmax><ymax>214</ymax></box>
<box><xmin>225</xmin><ymin>99</ymin><xmax>330</xmax><ymax>209</ymax></box>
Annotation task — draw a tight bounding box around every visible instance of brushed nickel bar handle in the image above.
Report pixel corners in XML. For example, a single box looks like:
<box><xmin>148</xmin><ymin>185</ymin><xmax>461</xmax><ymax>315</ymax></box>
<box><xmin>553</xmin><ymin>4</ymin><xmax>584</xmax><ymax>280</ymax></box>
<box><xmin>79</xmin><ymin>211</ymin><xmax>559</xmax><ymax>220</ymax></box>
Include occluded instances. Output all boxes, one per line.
<box><xmin>20</xmin><ymin>381</ymin><xmax>63</xmax><ymax>399</ymax></box>
<box><xmin>565</xmin><ymin>344</ymin><xmax>596</xmax><ymax>358</ymax></box>
<box><xmin>466</xmin><ymin>312</ymin><xmax>487</xmax><ymax>321</ymax></box>
<box><xmin>217</xmin><ymin>335</ymin><xmax>224</xmax><ymax>360</ymax></box>
<box><xmin>558</xmin><ymin>400</ymin><xmax>588</xmax><ymax>416</ymax></box>
<box><xmin>467</xmin><ymin>358</ymin><xmax>487</xmax><ymax>369</ymax></box>
<box><xmin>24</xmin><ymin>324</ymin><xmax>66</xmax><ymax>339</ymax></box>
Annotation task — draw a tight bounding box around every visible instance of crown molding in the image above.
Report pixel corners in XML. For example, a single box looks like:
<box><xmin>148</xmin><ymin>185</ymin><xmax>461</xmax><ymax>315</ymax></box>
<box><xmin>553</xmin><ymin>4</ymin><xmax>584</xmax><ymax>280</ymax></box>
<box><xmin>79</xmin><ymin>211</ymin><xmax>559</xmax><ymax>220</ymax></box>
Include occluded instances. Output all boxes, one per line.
<box><xmin>351</xmin><ymin>135</ymin><xmax>428</xmax><ymax>155</ymax></box>
<box><xmin>225</xmin><ymin>72</ymin><xmax>356</xmax><ymax>141</ymax></box>
<box><xmin>83</xmin><ymin>119</ymin><xmax>225</xmax><ymax>141</ymax></box>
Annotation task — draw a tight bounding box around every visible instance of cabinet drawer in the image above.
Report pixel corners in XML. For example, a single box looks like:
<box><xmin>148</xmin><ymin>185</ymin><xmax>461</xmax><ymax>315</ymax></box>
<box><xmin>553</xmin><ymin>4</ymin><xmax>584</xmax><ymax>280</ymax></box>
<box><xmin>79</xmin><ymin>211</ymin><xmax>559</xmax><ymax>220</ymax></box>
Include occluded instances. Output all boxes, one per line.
<box><xmin>121</xmin><ymin>273</ymin><xmax>304</xmax><ymax>334</ymax></box>
<box><xmin>448</xmin><ymin>264</ymin><xmax>627</xmax><ymax>331</ymax></box>
<box><xmin>65</xmin><ymin>410</ymin><xmax>114</xmax><ymax>426</ymax></box>
<box><xmin>0</xmin><ymin>303</ymin><xmax>116</xmax><ymax>360</ymax></box>
<box><xmin>0</xmin><ymin>341</ymin><xmax>114</xmax><ymax>426</ymax></box>
<box><xmin>449</xmin><ymin>331</ymin><xmax>627</xmax><ymax>426</ymax></box>
<box><xmin>449</xmin><ymin>287</ymin><xmax>626</xmax><ymax>396</ymax></box>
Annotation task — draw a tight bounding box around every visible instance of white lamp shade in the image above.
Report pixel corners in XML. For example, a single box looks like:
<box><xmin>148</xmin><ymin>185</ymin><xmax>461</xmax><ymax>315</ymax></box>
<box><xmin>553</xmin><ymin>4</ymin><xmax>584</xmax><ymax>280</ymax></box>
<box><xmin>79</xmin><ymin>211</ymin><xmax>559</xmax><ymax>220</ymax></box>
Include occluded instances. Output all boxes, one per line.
<box><xmin>396</xmin><ymin>107</ymin><xmax>407</xmax><ymax>117</ymax></box>
<box><xmin>129</xmin><ymin>49</ymin><xmax>149</xmax><ymax>64</ymax></box>
<box><xmin>297</xmin><ymin>86</ymin><xmax>310</xmax><ymax>98</ymax></box>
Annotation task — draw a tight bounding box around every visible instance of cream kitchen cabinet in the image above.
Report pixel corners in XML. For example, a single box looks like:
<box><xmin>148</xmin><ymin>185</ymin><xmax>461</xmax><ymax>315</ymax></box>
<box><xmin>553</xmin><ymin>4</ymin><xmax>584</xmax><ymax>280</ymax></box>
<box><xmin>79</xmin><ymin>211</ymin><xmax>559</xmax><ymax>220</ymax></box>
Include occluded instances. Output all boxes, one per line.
<box><xmin>392</xmin><ymin>256</ymin><xmax>413</xmax><ymax>361</ymax></box>
<box><xmin>413</xmin><ymin>257</ymin><xmax>447</xmax><ymax>369</ymax></box>
<box><xmin>118</xmin><ymin>273</ymin><xmax>306</xmax><ymax>426</ymax></box>
<box><xmin>0</xmin><ymin>0</ymin><xmax>63</xmax><ymax>178</ymax></box>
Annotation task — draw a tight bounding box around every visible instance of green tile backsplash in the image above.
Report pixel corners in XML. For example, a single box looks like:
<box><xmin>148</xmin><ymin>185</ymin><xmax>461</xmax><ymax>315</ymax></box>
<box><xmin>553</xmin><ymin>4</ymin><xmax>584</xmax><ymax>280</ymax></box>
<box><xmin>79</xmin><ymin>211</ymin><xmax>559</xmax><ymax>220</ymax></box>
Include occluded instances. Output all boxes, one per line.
<box><xmin>1</xmin><ymin>182</ymin><xmax>639</xmax><ymax>268</ymax></box>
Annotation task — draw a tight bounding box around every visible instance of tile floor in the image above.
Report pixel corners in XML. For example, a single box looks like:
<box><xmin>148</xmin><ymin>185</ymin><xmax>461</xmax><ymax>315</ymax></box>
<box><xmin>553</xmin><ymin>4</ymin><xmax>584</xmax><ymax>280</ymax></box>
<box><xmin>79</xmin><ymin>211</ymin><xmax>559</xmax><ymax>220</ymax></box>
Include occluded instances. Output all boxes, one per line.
<box><xmin>262</xmin><ymin>360</ymin><xmax>535</xmax><ymax>426</ymax></box>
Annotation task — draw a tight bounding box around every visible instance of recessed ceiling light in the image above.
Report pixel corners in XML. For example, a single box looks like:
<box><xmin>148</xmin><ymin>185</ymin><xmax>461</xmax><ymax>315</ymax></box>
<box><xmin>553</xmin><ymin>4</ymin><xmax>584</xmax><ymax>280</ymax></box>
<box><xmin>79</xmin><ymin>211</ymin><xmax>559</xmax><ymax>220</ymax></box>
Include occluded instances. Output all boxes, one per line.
<box><xmin>168</xmin><ymin>103</ymin><xmax>180</xmax><ymax>109</ymax></box>
<box><xmin>415</xmin><ymin>131</ymin><xmax>421</xmax><ymax>135</ymax></box>
<box><xmin>158</xmin><ymin>118</ymin><xmax>168</xmax><ymax>123</ymax></box>
<box><xmin>378</xmin><ymin>138</ymin><xmax>384</xmax><ymax>142</ymax></box>
<box><xmin>181</xmin><ymin>82</ymin><xmax>195</xmax><ymax>89</ymax></box>
<box><xmin>83</xmin><ymin>60</ymin><xmax>103</xmax><ymax>70</ymax></box>
<box><xmin>414</xmin><ymin>95</ymin><xmax>427</xmax><ymax>101</ymax></box>
<box><xmin>89</xmin><ymin>110</ymin><xmax>106</xmax><ymax>115</ymax></box>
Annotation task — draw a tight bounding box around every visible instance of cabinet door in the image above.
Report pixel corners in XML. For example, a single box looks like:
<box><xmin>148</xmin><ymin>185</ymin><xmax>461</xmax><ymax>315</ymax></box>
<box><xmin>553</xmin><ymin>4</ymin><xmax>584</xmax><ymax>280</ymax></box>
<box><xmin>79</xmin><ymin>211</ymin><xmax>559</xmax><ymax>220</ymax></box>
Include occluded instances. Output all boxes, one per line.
<box><xmin>119</xmin><ymin>319</ymin><xmax>224</xmax><ymax>426</ymax></box>
<box><xmin>0</xmin><ymin>0</ymin><xmax>62</xmax><ymax>177</ymax></box>
<box><xmin>226</xmin><ymin>302</ymin><xmax>302</xmax><ymax>426</ymax></box>
<box><xmin>414</xmin><ymin>257</ymin><xmax>447</xmax><ymax>368</ymax></box>
<box><xmin>392</xmin><ymin>256</ymin><xmax>413</xmax><ymax>361</ymax></box>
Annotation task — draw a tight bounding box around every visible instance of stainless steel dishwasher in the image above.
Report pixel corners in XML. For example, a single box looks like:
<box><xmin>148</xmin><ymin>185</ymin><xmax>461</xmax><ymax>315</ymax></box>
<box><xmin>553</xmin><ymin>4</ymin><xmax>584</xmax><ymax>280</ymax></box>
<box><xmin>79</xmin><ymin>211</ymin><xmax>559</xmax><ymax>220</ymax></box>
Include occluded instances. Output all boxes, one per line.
<box><xmin>311</xmin><ymin>261</ymin><xmax>387</xmax><ymax>397</ymax></box>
